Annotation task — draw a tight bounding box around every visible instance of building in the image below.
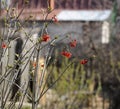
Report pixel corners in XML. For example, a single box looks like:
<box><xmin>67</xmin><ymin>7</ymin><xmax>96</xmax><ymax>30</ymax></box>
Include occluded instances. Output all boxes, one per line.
<box><xmin>12</xmin><ymin>0</ymin><xmax>113</xmax><ymax>45</ymax></box>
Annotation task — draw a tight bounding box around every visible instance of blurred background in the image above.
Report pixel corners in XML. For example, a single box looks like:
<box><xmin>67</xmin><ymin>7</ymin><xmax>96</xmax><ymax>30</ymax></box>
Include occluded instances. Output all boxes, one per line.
<box><xmin>0</xmin><ymin>0</ymin><xmax>120</xmax><ymax>109</ymax></box>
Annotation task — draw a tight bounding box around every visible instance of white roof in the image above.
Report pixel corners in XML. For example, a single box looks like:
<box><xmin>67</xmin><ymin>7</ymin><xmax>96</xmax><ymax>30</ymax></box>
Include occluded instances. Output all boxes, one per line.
<box><xmin>57</xmin><ymin>10</ymin><xmax>112</xmax><ymax>21</ymax></box>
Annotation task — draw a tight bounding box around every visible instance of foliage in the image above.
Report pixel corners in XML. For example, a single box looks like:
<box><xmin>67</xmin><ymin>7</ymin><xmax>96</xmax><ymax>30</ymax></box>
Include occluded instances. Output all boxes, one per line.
<box><xmin>47</xmin><ymin>53</ymin><xmax>100</xmax><ymax>109</ymax></box>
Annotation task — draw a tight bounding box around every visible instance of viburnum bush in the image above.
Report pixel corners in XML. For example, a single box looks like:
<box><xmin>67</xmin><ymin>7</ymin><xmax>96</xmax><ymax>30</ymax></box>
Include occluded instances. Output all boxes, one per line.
<box><xmin>0</xmin><ymin>1</ymin><xmax>96</xmax><ymax>109</ymax></box>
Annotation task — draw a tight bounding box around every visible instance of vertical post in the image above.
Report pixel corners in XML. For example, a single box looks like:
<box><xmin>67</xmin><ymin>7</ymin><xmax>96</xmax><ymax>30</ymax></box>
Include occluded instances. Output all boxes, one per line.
<box><xmin>81</xmin><ymin>0</ymin><xmax>84</xmax><ymax>9</ymax></box>
<box><xmin>49</xmin><ymin>0</ymin><xmax>54</xmax><ymax>10</ymax></box>
<box><xmin>88</xmin><ymin>0</ymin><xmax>92</xmax><ymax>9</ymax></box>
<box><xmin>73</xmin><ymin>0</ymin><xmax>77</xmax><ymax>9</ymax></box>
